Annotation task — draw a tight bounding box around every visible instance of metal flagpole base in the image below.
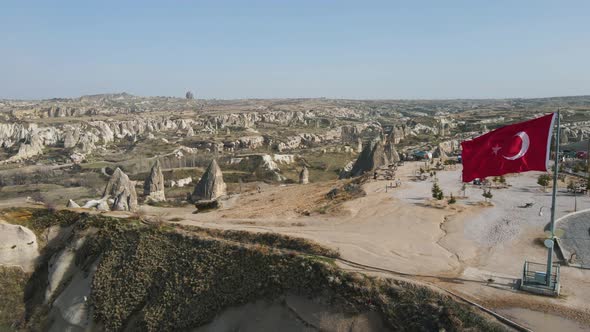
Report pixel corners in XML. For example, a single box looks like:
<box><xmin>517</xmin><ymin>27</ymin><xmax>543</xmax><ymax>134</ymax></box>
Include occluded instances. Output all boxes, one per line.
<box><xmin>519</xmin><ymin>260</ymin><xmax>561</xmax><ymax>296</ymax></box>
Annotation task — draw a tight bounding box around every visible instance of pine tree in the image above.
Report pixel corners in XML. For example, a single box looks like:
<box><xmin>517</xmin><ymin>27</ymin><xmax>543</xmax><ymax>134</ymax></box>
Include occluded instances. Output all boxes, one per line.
<box><xmin>537</xmin><ymin>174</ymin><xmax>551</xmax><ymax>190</ymax></box>
<box><xmin>432</xmin><ymin>182</ymin><xmax>443</xmax><ymax>200</ymax></box>
<box><xmin>482</xmin><ymin>189</ymin><xmax>493</xmax><ymax>202</ymax></box>
<box><xmin>448</xmin><ymin>193</ymin><xmax>456</xmax><ymax>204</ymax></box>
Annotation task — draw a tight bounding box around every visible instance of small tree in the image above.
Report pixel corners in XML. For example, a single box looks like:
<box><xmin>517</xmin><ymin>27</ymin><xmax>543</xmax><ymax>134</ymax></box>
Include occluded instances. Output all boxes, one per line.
<box><xmin>499</xmin><ymin>175</ymin><xmax>506</xmax><ymax>185</ymax></box>
<box><xmin>185</xmin><ymin>91</ymin><xmax>194</xmax><ymax>99</ymax></box>
<box><xmin>482</xmin><ymin>189</ymin><xmax>493</xmax><ymax>202</ymax></box>
<box><xmin>432</xmin><ymin>182</ymin><xmax>443</xmax><ymax>200</ymax></box>
<box><xmin>537</xmin><ymin>174</ymin><xmax>551</xmax><ymax>191</ymax></box>
<box><xmin>448</xmin><ymin>193</ymin><xmax>456</xmax><ymax>204</ymax></box>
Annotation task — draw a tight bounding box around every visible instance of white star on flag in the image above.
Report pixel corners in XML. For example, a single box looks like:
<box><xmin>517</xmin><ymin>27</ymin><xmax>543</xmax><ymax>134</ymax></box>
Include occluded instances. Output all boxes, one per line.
<box><xmin>491</xmin><ymin>144</ymin><xmax>502</xmax><ymax>155</ymax></box>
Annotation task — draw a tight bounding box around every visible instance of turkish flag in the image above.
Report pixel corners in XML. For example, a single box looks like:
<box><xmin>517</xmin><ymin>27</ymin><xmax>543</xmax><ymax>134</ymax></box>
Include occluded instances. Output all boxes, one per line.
<box><xmin>461</xmin><ymin>113</ymin><xmax>556</xmax><ymax>182</ymax></box>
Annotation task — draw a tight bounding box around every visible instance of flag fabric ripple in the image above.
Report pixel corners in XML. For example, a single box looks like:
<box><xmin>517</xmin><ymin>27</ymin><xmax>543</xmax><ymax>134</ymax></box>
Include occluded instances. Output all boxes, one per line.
<box><xmin>461</xmin><ymin>113</ymin><xmax>556</xmax><ymax>182</ymax></box>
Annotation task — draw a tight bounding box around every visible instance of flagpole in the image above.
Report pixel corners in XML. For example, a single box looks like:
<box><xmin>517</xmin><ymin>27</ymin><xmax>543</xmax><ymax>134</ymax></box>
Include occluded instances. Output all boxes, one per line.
<box><xmin>546</xmin><ymin>110</ymin><xmax>560</xmax><ymax>287</ymax></box>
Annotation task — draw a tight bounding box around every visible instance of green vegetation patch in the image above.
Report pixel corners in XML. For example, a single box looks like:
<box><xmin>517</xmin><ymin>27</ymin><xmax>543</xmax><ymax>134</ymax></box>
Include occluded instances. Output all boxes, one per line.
<box><xmin>0</xmin><ymin>208</ymin><xmax>80</xmax><ymax>242</ymax></box>
<box><xmin>86</xmin><ymin>222</ymin><xmax>506</xmax><ymax>331</ymax></box>
<box><xmin>0</xmin><ymin>267</ymin><xmax>28</xmax><ymax>331</ymax></box>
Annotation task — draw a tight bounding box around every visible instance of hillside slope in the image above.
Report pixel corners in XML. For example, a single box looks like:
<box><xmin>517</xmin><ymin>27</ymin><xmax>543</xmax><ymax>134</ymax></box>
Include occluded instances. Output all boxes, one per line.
<box><xmin>0</xmin><ymin>208</ymin><xmax>508</xmax><ymax>331</ymax></box>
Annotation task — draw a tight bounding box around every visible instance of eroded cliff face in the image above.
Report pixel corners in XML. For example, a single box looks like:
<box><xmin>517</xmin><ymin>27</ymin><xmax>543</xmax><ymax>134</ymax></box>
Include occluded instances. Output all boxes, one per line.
<box><xmin>0</xmin><ymin>110</ymin><xmax>387</xmax><ymax>163</ymax></box>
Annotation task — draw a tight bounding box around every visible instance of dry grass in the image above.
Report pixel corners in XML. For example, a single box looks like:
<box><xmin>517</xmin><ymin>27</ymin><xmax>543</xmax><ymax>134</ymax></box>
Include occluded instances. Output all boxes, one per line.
<box><xmin>221</xmin><ymin>181</ymin><xmax>339</xmax><ymax>219</ymax></box>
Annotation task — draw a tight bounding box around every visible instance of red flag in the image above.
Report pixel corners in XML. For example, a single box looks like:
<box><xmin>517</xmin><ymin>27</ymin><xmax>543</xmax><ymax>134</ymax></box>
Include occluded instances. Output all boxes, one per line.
<box><xmin>461</xmin><ymin>113</ymin><xmax>556</xmax><ymax>182</ymax></box>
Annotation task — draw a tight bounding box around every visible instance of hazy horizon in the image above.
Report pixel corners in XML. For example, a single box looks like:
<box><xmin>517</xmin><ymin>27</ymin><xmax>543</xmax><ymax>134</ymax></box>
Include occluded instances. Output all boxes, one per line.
<box><xmin>2</xmin><ymin>0</ymin><xmax>590</xmax><ymax>100</ymax></box>
<box><xmin>4</xmin><ymin>91</ymin><xmax>590</xmax><ymax>102</ymax></box>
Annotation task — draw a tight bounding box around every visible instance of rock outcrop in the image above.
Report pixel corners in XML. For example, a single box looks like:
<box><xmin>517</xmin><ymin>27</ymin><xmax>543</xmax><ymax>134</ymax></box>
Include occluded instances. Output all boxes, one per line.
<box><xmin>256</xmin><ymin>155</ymin><xmax>286</xmax><ymax>181</ymax></box>
<box><xmin>103</xmin><ymin>168</ymin><xmax>138</xmax><ymax>211</ymax></box>
<box><xmin>82</xmin><ymin>198</ymin><xmax>110</xmax><ymax>211</ymax></box>
<box><xmin>167</xmin><ymin>176</ymin><xmax>193</xmax><ymax>188</ymax></box>
<box><xmin>349</xmin><ymin>139</ymin><xmax>389</xmax><ymax>177</ymax></box>
<box><xmin>144</xmin><ymin>160</ymin><xmax>166</xmax><ymax>202</ymax></box>
<box><xmin>191</xmin><ymin>160</ymin><xmax>227</xmax><ymax>202</ymax></box>
<box><xmin>384</xmin><ymin>139</ymin><xmax>400</xmax><ymax>163</ymax></box>
<box><xmin>70</xmin><ymin>152</ymin><xmax>85</xmax><ymax>164</ymax></box>
<box><xmin>66</xmin><ymin>199</ymin><xmax>80</xmax><ymax>208</ymax></box>
<box><xmin>338</xmin><ymin>160</ymin><xmax>355</xmax><ymax>179</ymax></box>
<box><xmin>1</xmin><ymin>134</ymin><xmax>44</xmax><ymax>164</ymax></box>
<box><xmin>299</xmin><ymin>166</ymin><xmax>309</xmax><ymax>184</ymax></box>
<box><xmin>0</xmin><ymin>223</ymin><xmax>38</xmax><ymax>272</ymax></box>
<box><xmin>432</xmin><ymin>144</ymin><xmax>448</xmax><ymax>160</ymax></box>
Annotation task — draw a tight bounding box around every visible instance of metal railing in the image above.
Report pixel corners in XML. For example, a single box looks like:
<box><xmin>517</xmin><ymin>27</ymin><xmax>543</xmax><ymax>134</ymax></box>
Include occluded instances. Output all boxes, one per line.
<box><xmin>522</xmin><ymin>261</ymin><xmax>560</xmax><ymax>289</ymax></box>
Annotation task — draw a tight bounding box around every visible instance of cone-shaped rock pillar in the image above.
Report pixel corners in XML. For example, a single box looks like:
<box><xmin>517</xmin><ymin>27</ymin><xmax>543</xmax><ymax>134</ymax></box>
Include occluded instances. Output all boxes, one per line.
<box><xmin>103</xmin><ymin>168</ymin><xmax>138</xmax><ymax>211</ymax></box>
<box><xmin>144</xmin><ymin>159</ymin><xmax>166</xmax><ymax>202</ymax></box>
<box><xmin>192</xmin><ymin>160</ymin><xmax>227</xmax><ymax>202</ymax></box>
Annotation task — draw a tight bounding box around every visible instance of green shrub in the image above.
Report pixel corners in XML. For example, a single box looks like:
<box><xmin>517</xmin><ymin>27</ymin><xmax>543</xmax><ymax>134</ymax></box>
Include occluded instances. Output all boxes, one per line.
<box><xmin>87</xmin><ymin>224</ymin><xmax>505</xmax><ymax>332</ymax></box>
<box><xmin>537</xmin><ymin>174</ymin><xmax>551</xmax><ymax>188</ymax></box>
<box><xmin>0</xmin><ymin>267</ymin><xmax>28</xmax><ymax>331</ymax></box>
<box><xmin>448</xmin><ymin>194</ymin><xmax>456</xmax><ymax>204</ymax></box>
<box><xmin>432</xmin><ymin>182</ymin><xmax>443</xmax><ymax>200</ymax></box>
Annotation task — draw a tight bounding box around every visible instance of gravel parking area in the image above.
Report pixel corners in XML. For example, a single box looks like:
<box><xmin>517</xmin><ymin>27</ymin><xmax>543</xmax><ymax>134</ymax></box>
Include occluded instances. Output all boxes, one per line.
<box><xmin>559</xmin><ymin>210</ymin><xmax>590</xmax><ymax>268</ymax></box>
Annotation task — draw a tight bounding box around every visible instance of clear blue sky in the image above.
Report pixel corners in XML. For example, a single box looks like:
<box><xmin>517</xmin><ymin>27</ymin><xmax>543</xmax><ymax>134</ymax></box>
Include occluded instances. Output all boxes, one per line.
<box><xmin>1</xmin><ymin>0</ymin><xmax>589</xmax><ymax>100</ymax></box>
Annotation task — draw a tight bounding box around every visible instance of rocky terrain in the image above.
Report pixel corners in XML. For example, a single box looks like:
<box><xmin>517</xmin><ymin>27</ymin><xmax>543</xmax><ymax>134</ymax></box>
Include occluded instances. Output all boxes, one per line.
<box><xmin>1</xmin><ymin>94</ymin><xmax>589</xmax><ymax>208</ymax></box>
<box><xmin>1</xmin><ymin>94</ymin><xmax>590</xmax><ymax>331</ymax></box>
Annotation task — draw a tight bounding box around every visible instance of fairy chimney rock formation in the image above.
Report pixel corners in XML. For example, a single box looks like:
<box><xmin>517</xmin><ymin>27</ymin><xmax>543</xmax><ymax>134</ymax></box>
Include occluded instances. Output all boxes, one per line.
<box><xmin>350</xmin><ymin>139</ymin><xmax>389</xmax><ymax>177</ymax></box>
<box><xmin>384</xmin><ymin>139</ymin><xmax>400</xmax><ymax>164</ymax></box>
<box><xmin>299</xmin><ymin>166</ymin><xmax>309</xmax><ymax>184</ymax></box>
<box><xmin>191</xmin><ymin>159</ymin><xmax>227</xmax><ymax>202</ymax></box>
<box><xmin>432</xmin><ymin>144</ymin><xmax>448</xmax><ymax>160</ymax></box>
<box><xmin>103</xmin><ymin>168</ymin><xmax>138</xmax><ymax>211</ymax></box>
<box><xmin>144</xmin><ymin>160</ymin><xmax>166</xmax><ymax>202</ymax></box>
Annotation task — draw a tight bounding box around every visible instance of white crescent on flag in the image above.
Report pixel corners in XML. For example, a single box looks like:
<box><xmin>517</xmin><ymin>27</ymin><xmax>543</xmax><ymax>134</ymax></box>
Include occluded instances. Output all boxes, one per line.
<box><xmin>503</xmin><ymin>131</ymin><xmax>530</xmax><ymax>160</ymax></box>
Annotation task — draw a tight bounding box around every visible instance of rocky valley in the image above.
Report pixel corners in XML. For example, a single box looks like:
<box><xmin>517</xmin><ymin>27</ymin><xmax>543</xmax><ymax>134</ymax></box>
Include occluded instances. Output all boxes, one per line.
<box><xmin>2</xmin><ymin>94</ymin><xmax>590</xmax><ymax>331</ymax></box>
